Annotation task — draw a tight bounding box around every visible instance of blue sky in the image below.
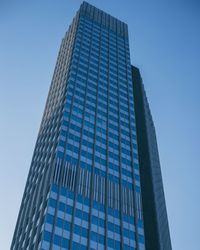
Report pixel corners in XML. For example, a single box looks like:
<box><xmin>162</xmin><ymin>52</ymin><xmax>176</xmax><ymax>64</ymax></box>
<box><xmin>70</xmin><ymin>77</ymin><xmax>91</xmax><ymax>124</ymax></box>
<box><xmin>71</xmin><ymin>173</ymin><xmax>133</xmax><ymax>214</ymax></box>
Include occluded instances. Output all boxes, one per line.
<box><xmin>0</xmin><ymin>0</ymin><xmax>199</xmax><ymax>249</ymax></box>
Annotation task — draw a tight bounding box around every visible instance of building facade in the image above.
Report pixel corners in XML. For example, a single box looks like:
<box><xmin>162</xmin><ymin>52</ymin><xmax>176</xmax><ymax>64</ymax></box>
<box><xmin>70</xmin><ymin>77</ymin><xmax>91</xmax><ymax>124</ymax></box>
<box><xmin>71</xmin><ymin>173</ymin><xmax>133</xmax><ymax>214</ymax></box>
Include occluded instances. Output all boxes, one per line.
<box><xmin>11</xmin><ymin>2</ymin><xmax>171</xmax><ymax>250</ymax></box>
<box><xmin>132</xmin><ymin>66</ymin><xmax>172</xmax><ymax>250</ymax></box>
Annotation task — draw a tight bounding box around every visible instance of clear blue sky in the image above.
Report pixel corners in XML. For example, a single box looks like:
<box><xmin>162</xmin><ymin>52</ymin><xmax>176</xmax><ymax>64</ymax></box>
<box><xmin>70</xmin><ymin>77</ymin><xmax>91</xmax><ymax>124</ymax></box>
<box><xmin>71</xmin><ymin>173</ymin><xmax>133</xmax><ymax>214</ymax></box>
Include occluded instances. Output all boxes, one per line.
<box><xmin>0</xmin><ymin>0</ymin><xmax>199</xmax><ymax>249</ymax></box>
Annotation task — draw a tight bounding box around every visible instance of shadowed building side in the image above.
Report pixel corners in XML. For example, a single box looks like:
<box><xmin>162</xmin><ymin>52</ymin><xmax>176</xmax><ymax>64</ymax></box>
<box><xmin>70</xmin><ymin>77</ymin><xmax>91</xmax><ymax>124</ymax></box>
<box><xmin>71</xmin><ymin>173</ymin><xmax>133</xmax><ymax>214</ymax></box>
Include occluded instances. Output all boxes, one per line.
<box><xmin>132</xmin><ymin>66</ymin><xmax>172</xmax><ymax>250</ymax></box>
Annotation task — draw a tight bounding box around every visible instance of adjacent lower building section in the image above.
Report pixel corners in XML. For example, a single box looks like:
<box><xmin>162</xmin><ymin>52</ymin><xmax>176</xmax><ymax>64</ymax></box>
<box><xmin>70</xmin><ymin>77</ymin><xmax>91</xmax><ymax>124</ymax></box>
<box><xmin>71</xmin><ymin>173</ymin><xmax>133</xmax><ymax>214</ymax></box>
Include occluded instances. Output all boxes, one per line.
<box><xmin>132</xmin><ymin>66</ymin><xmax>172</xmax><ymax>250</ymax></box>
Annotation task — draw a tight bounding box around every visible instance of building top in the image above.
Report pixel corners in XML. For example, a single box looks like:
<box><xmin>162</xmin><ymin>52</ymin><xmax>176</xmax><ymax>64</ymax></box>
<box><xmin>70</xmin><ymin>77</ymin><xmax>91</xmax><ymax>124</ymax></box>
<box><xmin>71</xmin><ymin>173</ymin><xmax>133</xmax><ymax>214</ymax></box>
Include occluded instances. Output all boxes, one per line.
<box><xmin>79</xmin><ymin>1</ymin><xmax>128</xmax><ymax>39</ymax></box>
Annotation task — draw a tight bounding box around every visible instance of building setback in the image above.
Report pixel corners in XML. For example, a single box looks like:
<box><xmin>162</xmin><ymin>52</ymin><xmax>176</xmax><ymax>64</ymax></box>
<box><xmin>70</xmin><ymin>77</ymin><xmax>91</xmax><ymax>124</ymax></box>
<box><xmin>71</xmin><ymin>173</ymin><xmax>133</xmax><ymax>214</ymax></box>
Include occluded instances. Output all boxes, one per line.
<box><xmin>132</xmin><ymin>66</ymin><xmax>172</xmax><ymax>250</ymax></box>
<box><xmin>11</xmin><ymin>2</ymin><xmax>171</xmax><ymax>250</ymax></box>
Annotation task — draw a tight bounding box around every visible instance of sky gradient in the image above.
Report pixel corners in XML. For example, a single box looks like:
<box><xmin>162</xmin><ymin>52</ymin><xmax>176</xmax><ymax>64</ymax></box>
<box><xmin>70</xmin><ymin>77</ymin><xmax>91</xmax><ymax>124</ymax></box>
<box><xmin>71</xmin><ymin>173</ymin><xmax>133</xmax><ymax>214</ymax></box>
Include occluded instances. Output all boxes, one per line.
<box><xmin>0</xmin><ymin>0</ymin><xmax>200</xmax><ymax>249</ymax></box>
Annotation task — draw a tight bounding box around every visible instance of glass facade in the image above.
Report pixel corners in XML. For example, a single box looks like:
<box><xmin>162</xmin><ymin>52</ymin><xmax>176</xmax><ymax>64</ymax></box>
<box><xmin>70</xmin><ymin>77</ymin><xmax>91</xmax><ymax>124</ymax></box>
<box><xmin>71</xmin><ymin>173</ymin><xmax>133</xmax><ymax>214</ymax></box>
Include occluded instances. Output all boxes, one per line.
<box><xmin>132</xmin><ymin>66</ymin><xmax>172</xmax><ymax>250</ymax></box>
<box><xmin>11</xmin><ymin>2</ymin><xmax>171</xmax><ymax>250</ymax></box>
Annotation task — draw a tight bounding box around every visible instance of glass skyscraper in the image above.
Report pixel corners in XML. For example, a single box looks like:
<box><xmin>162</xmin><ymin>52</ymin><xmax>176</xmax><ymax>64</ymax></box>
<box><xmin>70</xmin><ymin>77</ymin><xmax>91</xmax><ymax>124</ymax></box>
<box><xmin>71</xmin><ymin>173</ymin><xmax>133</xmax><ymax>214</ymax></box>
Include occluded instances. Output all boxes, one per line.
<box><xmin>11</xmin><ymin>2</ymin><xmax>171</xmax><ymax>250</ymax></box>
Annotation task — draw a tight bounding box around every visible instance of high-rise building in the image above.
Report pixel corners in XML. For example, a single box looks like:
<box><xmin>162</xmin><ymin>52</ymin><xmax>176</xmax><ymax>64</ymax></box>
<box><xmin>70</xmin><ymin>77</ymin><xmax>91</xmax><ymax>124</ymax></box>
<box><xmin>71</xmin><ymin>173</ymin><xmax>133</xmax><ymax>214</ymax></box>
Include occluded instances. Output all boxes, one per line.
<box><xmin>11</xmin><ymin>2</ymin><xmax>171</xmax><ymax>250</ymax></box>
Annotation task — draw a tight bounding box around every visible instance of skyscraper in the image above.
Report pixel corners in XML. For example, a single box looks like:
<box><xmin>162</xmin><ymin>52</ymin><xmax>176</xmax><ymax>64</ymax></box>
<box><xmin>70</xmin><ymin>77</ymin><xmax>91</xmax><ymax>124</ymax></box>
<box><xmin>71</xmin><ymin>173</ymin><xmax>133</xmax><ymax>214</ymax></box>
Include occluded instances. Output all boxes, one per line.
<box><xmin>11</xmin><ymin>2</ymin><xmax>171</xmax><ymax>250</ymax></box>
